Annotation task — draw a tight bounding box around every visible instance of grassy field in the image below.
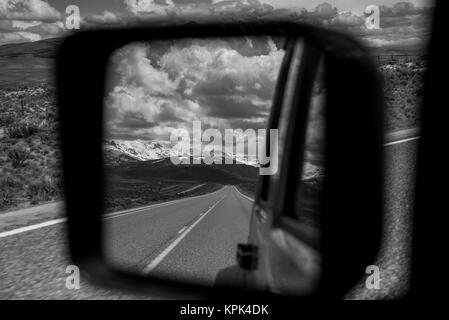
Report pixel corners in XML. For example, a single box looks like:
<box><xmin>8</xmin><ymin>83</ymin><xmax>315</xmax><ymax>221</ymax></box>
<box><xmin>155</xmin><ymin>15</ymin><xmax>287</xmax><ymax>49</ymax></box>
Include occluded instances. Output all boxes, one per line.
<box><xmin>379</xmin><ymin>59</ymin><xmax>426</xmax><ymax>131</ymax></box>
<box><xmin>236</xmin><ymin>182</ymin><xmax>257</xmax><ymax>198</ymax></box>
<box><xmin>104</xmin><ymin>177</ymin><xmax>222</xmax><ymax>213</ymax></box>
<box><xmin>0</xmin><ymin>84</ymin><xmax>63</xmax><ymax>212</ymax></box>
<box><xmin>103</xmin><ymin>156</ymin><xmax>257</xmax><ymax>212</ymax></box>
<box><xmin>0</xmin><ymin>38</ymin><xmax>59</xmax><ymax>87</ymax></box>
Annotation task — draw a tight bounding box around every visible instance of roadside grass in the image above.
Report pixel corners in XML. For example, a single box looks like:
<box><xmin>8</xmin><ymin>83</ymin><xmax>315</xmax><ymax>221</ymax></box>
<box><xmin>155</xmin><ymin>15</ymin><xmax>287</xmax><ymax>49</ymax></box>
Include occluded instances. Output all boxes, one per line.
<box><xmin>236</xmin><ymin>183</ymin><xmax>256</xmax><ymax>198</ymax></box>
<box><xmin>380</xmin><ymin>59</ymin><xmax>426</xmax><ymax>132</ymax></box>
<box><xmin>0</xmin><ymin>84</ymin><xmax>62</xmax><ymax>212</ymax></box>
<box><xmin>103</xmin><ymin>178</ymin><xmax>222</xmax><ymax>213</ymax></box>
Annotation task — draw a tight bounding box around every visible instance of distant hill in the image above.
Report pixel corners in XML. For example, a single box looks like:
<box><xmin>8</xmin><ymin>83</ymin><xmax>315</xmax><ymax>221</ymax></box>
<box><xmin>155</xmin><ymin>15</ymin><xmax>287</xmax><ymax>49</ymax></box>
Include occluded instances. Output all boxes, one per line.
<box><xmin>0</xmin><ymin>37</ymin><xmax>62</xmax><ymax>87</ymax></box>
<box><xmin>0</xmin><ymin>37</ymin><xmax>62</xmax><ymax>58</ymax></box>
<box><xmin>0</xmin><ymin>35</ymin><xmax>426</xmax><ymax>87</ymax></box>
<box><xmin>103</xmin><ymin>139</ymin><xmax>260</xmax><ymax>166</ymax></box>
<box><xmin>107</xmin><ymin>157</ymin><xmax>259</xmax><ymax>185</ymax></box>
<box><xmin>369</xmin><ymin>44</ymin><xmax>426</xmax><ymax>57</ymax></box>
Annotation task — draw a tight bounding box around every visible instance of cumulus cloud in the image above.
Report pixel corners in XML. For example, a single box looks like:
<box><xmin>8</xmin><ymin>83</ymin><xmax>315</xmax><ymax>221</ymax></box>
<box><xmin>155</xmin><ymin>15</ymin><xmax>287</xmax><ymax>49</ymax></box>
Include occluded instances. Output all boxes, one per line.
<box><xmin>105</xmin><ymin>37</ymin><xmax>285</xmax><ymax>140</ymax></box>
<box><xmin>122</xmin><ymin>0</ymin><xmax>277</xmax><ymax>20</ymax></box>
<box><xmin>84</xmin><ymin>10</ymin><xmax>122</xmax><ymax>25</ymax></box>
<box><xmin>379</xmin><ymin>2</ymin><xmax>426</xmax><ymax>17</ymax></box>
<box><xmin>211</xmin><ymin>0</ymin><xmax>273</xmax><ymax>12</ymax></box>
<box><xmin>0</xmin><ymin>30</ymin><xmax>40</xmax><ymax>44</ymax></box>
<box><xmin>363</xmin><ymin>35</ymin><xmax>422</xmax><ymax>47</ymax></box>
<box><xmin>0</xmin><ymin>0</ymin><xmax>61</xmax><ymax>21</ymax></box>
<box><xmin>105</xmin><ymin>42</ymin><xmax>201</xmax><ymax>140</ymax></box>
<box><xmin>159</xmin><ymin>38</ymin><xmax>282</xmax><ymax>97</ymax></box>
<box><xmin>10</xmin><ymin>19</ymin><xmax>41</xmax><ymax>29</ymax></box>
<box><xmin>174</xmin><ymin>0</ymin><xmax>213</xmax><ymax>5</ymax></box>
<box><xmin>0</xmin><ymin>0</ymin><xmax>65</xmax><ymax>45</ymax></box>
<box><xmin>0</xmin><ymin>19</ymin><xmax>15</xmax><ymax>31</ymax></box>
<box><xmin>124</xmin><ymin>0</ymin><xmax>175</xmax><ymax>15</ymax></box>
<box><xmin>0</xmin><ymin>20</ymin><xmax>65</xmax><ymax>44</ymax></box>
<box><xmin>112</xmin><ymin>43</ymin><xmax>180</xmax><ymax>97</ymax></box>
<box><xmin>331</xmin><ymin>11</ymin><xmax>364</xmax><ymax>27</ymax></box>
<box><xmin>313</xmin><ymin>2</ymin><xmax>338</xmax><ymax>20</ymax></box>
<box><xmin>25</xmin><ymin>21</ymin><xmax>65</xmax><ymax>36</ymax></box>
<box><xmin>0</xmin><ymin>0</ymin><xmax>430</xmax><ymax>49</ymax></box>
<box><xmin>98</xmin><ymin>1</ymin><xmax>433</xmax><ymax>141</ymax></box>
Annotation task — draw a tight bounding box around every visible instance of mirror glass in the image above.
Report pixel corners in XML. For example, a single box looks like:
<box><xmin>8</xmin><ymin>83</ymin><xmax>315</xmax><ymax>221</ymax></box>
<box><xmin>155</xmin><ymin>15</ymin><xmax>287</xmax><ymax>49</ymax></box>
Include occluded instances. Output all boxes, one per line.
<box><xmin>101</xmin><ymin>36</ymin><xmax>325</xmax><ymax>292</ymax></box>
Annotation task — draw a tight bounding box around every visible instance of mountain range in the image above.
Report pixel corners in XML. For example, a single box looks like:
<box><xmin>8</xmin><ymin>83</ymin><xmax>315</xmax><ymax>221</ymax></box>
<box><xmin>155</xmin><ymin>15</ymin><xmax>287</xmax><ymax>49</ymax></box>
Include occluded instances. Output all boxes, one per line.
<box><xmin>103</xmin><ymin>139</ymin><xmax>260</xmax><ymax>166</ymax></box>
<box><xmin>103</xmin><ymin>139</ymin><xmax>324</xmax><ymax>184</ymax></box>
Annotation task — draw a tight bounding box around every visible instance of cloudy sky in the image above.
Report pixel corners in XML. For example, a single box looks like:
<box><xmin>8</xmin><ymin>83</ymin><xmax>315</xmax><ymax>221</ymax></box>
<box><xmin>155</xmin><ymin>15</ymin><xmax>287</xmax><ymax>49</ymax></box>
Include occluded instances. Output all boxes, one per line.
<box><xmin>0</xmin><ymin>0</ymin><xmax>434</xmax><ymax>48</ymax></box>
<box><xmin>104</xmin><ymin>36</ymin><xmax>286</xmax><ymax>142</ymax></box>
<box><xmin>0</xmin><ymin>0</ymin><xmax>435</xmax><ymax>143</ymax></box>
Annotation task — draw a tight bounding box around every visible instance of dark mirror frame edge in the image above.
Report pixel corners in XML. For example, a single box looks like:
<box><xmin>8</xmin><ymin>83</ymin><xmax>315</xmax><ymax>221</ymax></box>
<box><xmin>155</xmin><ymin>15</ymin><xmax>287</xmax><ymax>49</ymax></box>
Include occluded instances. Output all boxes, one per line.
<box><xmin>56</xmin><ymin>21</ymin><xmax>384</xmax><ymax>300</ymax></box>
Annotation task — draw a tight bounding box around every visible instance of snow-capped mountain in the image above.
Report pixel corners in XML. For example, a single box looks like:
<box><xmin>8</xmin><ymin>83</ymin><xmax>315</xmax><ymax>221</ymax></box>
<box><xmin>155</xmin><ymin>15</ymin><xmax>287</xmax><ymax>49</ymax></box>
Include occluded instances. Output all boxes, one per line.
<box><xmin>103</xmin><ymin>139</ymin><xmax>324</xmax><ymax>182</ymax></box>
<box><xmin>103</xmin><ymin>139</ymin><xmax>324</xmax><ymax>180</ymax></box>
<box><xmin>103</xmin><ymin>139</ymin><xmax>178</xmax><ymax>162</ymax></box>
<box><xmin>103</xmin><ymin>139</ymin><xmax>259</xmax><ymax>166</ymax></box>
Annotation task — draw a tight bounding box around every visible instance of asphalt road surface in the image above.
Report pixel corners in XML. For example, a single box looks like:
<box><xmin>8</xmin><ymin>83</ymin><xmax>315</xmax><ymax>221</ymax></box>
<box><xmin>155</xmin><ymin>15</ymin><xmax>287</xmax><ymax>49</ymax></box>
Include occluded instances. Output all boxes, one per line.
<box><xmin>0</xmin><ymin>186</ymin><xmax>253</xmax><ymax>299</ymax></box>
<box><xmin>0</xmin><ymin>131</ymin><xmax>418</xmax><ymax>299</ymax></box>
<box><xmin>104</xmin><ymin>186</ymin><xmax>252</xmax><ymax>285</ymax></box>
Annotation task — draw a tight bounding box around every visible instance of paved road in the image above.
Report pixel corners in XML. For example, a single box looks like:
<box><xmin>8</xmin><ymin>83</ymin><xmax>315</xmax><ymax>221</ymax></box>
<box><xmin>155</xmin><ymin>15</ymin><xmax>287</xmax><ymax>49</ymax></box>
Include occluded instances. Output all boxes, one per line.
<box><xmin>104</xmin><ymin>186</ymin><xmax>252</xmax><ymax>285</ymax></box>
<box><xmin>0</xmin><ymin>186</ymin><xmax>253</xmax><ymax>299</ymax></box>
<box><xmin>0</xmin><ymin>135</ymin><xmax>418</xmax><ymax>299</ymax></box>
<box><xmin>346</xmin><ymin>137</ymin><xmax>418</xmax><ymax>299</ymax></box>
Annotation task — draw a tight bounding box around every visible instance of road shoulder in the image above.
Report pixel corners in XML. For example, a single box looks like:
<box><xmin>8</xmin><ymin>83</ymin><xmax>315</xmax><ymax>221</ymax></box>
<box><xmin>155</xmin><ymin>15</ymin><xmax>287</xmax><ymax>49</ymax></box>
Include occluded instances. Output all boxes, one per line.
<box><xmin>0</xmin><ymin>201</ymin><xmax>63</xmax><ymax>233</ymax></box>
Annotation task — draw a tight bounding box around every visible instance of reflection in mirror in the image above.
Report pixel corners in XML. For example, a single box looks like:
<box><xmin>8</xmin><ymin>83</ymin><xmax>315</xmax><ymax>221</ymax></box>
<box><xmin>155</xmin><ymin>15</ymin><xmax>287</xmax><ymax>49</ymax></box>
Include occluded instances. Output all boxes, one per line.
<box><xmin>101</xmin><ymin>36</ymin><xmax>287</xmax><ymax>286</ymax></box>
<box><xmin>254</xmin><ymin>55</ymin><xmax>325</xmax><ymax>296</ymax></box>
<box><xmin>272</xmin><ymin>61</ymin><xmax>325</xmax><ymax>295</ymax></box>
<box><xmin>294</xmin><ymin>61</ymin><xmax>325</xmax><ymax>228</ymax></box>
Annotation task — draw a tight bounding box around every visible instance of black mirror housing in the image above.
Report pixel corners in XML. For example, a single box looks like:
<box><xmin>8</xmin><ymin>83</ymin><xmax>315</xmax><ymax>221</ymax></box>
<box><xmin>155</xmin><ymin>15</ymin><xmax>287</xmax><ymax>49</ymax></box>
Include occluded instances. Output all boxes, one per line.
<box><xmin>57</xmin><ymin>21</ymin><xmax>383</xmax><ymax>299</ymax></box>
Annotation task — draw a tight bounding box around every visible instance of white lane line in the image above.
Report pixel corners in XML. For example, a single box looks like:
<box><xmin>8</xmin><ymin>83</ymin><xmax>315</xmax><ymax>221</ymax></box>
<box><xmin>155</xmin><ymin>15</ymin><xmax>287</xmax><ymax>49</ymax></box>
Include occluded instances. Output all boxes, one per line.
<box><xmin>103</xmin><ymin>186</ymin><xmax>227</xmax><ymax>220</ymax></box>
<box><xmin>383</xmin><ymin>136</ymin><xmax>420</xmax><ymax>146</ymax></box>
<box><xmin>143</xmin><ymin>195</ymin><xmax>226</xmax><ymax>274</ymax></box>
<box><xmin>0</xmin><ymin>218</ymin><xmax>67</xmax><ymax>239</ymax></box>
<box><xmin>234</xmin><ymin>186</ymin><xmax>254</xmax><ymax>202</ymax></box>
<box><xmin>177</xmin><ymin>226</ymin><xmax>188</xmax><ymax>234</ymax></box>
<box><xmin>0</xmin><ymin>187</ymin><xmax>228</xmax><ymax>239</ymax></box>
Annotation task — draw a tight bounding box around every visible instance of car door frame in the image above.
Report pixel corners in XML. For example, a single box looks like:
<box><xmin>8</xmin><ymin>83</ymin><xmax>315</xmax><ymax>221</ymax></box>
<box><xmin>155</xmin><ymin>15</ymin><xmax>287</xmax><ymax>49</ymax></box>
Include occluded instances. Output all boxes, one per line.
<box><xmin>247</xmin><ymin>37</ymin><xmax>324</xmax><ymax>294</ymax></box>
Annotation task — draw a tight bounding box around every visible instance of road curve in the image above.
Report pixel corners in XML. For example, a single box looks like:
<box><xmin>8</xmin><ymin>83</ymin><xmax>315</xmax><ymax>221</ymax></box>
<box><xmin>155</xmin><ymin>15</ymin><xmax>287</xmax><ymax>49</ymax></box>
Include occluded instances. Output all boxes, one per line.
<box><xmin>104</xmin><ymin>185</ymin><xmax>253</xmax><ymax>286</ymax></box>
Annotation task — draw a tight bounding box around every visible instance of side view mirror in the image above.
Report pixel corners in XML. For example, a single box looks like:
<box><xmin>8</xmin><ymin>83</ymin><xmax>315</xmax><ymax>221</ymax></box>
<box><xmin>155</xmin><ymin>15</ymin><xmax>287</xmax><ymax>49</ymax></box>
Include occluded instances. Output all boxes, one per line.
<box><xmin>57</xmin><ymin>21</ymin><xmax>383</xmax><ymax>299</ymax></box>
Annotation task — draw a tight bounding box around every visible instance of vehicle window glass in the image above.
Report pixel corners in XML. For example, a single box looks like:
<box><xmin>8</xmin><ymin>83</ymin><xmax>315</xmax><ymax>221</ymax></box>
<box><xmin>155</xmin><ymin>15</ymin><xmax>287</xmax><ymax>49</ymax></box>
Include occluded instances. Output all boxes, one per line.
<box><xmin>265</xmin><ymin>40</ymin><xmax>304</xmax><ymax>204</ymax></box>
<box><xmin>293</xmin><ymin>62</ymin><xmax>326</xmax><ymax>228</ymax></box>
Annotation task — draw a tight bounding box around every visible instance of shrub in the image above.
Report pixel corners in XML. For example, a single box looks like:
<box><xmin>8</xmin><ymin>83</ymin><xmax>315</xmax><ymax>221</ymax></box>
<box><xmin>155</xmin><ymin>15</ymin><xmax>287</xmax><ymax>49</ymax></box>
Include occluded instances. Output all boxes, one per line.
<box><xmin>0</xmin><ymin>113</ymin><xmax>15</xmax><ymax>126</ymax></box>
<box><xmin>27</xmin><ymin>176</ymin><xmax>57</xmax><ymax>202</ymax></box>
<box><xmin>7</xmin><ymin>121</ymin><xmax>40</xmax><ymax>139</ymax></box>
<box><xmin>7</xmin><ymin>147</ymin><xmax>31</xmax><ymax>168</ymax></box>
<box><xmin>0</xmin><ymin>175</ymin><xmax>22</xmax><ymax>189</ymax></box>
<box><xmin>0</xmin><ymin>188</ymin><xmax>13</xmax><ymax>208</ymax></box>
<box><xmin>0</xmin><ymin>176</ymin><xmax>22</xmax><ymax>209</ymax></box>
<box><xmin>45</xmin><ymin>108</ymin><xmax>59</xmax><ymax>121</ymax></box>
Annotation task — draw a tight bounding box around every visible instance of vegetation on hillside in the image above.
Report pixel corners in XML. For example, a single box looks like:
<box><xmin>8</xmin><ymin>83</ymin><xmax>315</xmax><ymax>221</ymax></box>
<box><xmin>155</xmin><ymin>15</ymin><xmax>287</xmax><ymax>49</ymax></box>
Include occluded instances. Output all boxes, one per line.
<box><xmin>380</xmin><ymin>59</ymin><xmax>426</xmax><ymax>131</ymax></box>
<box><xmin>104</xmin><ymin>178</ymin><xmax>221</xmax><ymax>213</ymax></box>
<box><xmin>0</xmin><ymin>84</ymin><xmax>63</xmax><ymax>211</ymax></box>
